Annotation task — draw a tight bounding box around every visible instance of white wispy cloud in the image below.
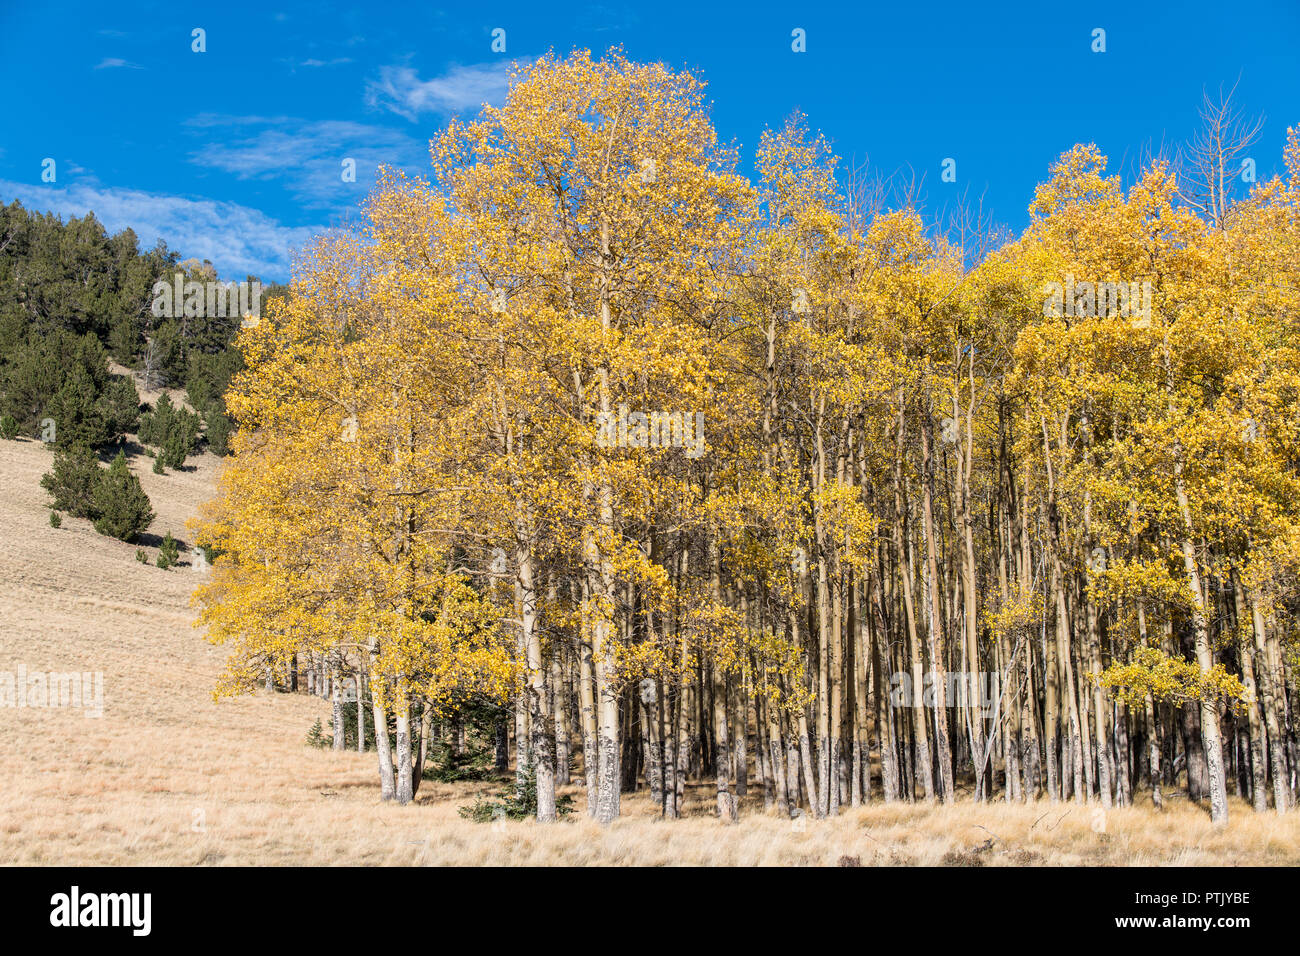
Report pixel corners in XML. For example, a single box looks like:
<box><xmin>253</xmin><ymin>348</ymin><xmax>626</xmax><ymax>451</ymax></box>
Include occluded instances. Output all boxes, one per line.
<box><xmin>364</xmin><ymin>62</ymin><xmax>510</xmax><ymax>121</ymax></box>
<box><xmin>184</xmin><ymin>115</ymin><xmax>427</xmax><ymax>206</ymax></box>
<box><xmin>95</xmin><ymin>57</ymin><xmax>144</xmax><ymax>70</ymax></box>
<box><xmin>185</xmin><ymin>113</ymin><xmax>295</xmax><ymax>128</ymax></box>
<box><xmin>0</xmin><ymin>179</ymin><xmax>319</xmax><ymax>282</ymax></box>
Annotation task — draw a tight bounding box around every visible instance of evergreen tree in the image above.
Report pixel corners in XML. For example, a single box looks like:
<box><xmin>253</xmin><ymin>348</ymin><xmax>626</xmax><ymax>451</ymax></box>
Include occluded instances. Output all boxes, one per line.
<box><xmin>0</xmin><ymin>327</ymin><xmax>135</xmax><ymax>448</ymax></box>
<box><xmin>99</xmin><ymin>374</ymin><xmax>141</xmax><ymax>444</ymax></box>
<box><xmin>156</xmin><ymin>531</ymin><xmax>179</xmax><ymax>569</ymax></box>
<box><xmin>203</xmin><ymin>399</ymin><xmax>233</xmax><ymax>456</ymax></box>
<box><xmin>139</xmin><ymin>392</ymin><xmax>201</xmax><ymax>466</ymax></box>
<box><xmin>0</xmin><ymin>200</ymin><xmax>249</xmax><ymax>463</ymax></box>
<box><xmin>91</xmin><ymin>451</ymin><xmax>153</xmax><ymax>541</ymax></box>
<box><xmin>162</xmin><ymin>431</ymin><xmax>187</xmax><ymax>469</ymax></box>
<box><xmin>108</xmin><ymin>315</ymin><xmax>140</xmax><ymax>366</ymax></box>
<box><xmin>40</xmin><ymin>444</ymin><xmax>102</xmax><ymax>519</ymax></box>
<box><xmin>136</xmin><ymin>392</ymin><xmax>174</xmax><ymax>446</ymax></box>
<box><xmin>44</xmin><ymin>364</ymin><xmax>109</xmax><ymax>447</ymax></box>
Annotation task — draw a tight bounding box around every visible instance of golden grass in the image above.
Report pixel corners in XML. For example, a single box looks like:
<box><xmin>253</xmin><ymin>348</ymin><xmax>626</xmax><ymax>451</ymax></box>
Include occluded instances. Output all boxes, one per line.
<box><xmin>1</xmin><ymin>436</ymin><xmax>1297</xmax><ymax>866</ymax></box>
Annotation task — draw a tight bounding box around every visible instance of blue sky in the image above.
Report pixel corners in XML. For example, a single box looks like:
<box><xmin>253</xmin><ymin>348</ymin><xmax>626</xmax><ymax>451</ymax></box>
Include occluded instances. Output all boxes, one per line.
<box><xmin>1</xmin><ymin>0</ymin><xmax>1297</xmax><ymax>282</ymax></box>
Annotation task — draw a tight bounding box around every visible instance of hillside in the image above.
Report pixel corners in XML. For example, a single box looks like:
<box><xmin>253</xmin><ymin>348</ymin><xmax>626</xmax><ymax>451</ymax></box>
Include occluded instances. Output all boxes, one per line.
<box><xmin>0</xmin><ymin>437</ymin><xmax>1298</xmax><ymax>865</ymax></box>
<box><xmin>0</xmin><ymin>437</ymin><xmax>376</xmax><ymax>865</ymax></box>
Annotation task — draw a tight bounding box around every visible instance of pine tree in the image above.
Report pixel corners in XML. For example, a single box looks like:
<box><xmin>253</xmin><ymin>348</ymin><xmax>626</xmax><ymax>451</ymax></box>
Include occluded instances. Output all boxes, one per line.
<box><xmin>99</xmin><ymin>375</ymin><xmax>141</xmax><ymax>444</ymax></box>
<box><xmin>162</xmin><ymin>431</ymin><xmax>187</xmax><ymax>469</ymax></box>
<box><xmin>91</xmin><ymin>451</ymin><xmax>154</xmax><ymax>541</ymax></box>
<box><xmin>156</xmin><ymin>532</ymin><xmax>179</xmax><ymax>569</ymax></box>
<box><xmin>202</xmin><ymin>399</ymin><xmax>233</xmax><ymax>456</ymax></box>
<box><xmin>40</xmin><ymin>444</ymin><xmax>103</xmax><ymax>519</ymax></box>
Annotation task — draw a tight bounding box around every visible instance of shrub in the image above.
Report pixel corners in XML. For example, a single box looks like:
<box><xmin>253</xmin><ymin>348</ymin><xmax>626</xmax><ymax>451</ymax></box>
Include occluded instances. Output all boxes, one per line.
<box><xmin>156</xmin><ymin>531</ymin><xmax>179</xmax><ymax>569</ymax></box>
<box><xmin>91</xmin><ymin>451</ymin><xmax>154</xmax><ymax>541</ymax></box>
<box><xmin>457</xmin><ymin>765</ymin><xmax>575</xmax><ymax>822</ymax></box>
<box><xmin>135</xmin><ymin>548</ymin><xmax>148</xmax><ymax>563</ymax></box>
<box><xmin>48</xmin><ymin>511</ymin><xmax>61</xmax><ymax>528</ymax></box>
<box><xmin>424</xmin><ymin>739</ymin><xmax>497</xmax><ymax>783</ymax></box>
<box><xmin>40</xmin><ymin>444</ymin><xmax>103</xmax><ymax>519</ymax></box>
<box><xmin>0</xmin><ymin>415</ymin><xmax>17</xmax><ymax>439</ymax></box>
<box><xmin>305</xmin><ymin>718</ymin><xmax>329</xmax><ymax>749</ymax></box>
<box><xmin>152</xmin><ymin>454</ymin><xmax>164</xmax><ymax>474</ymax></box>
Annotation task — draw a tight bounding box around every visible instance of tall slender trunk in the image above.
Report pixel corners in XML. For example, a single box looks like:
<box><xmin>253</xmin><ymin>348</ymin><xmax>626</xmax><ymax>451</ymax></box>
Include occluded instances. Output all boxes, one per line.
<box><xmin>330</xmin><ymin>654</ymin><xmax>345</xmax><ymax>752</ymax></box>
<box><xmin>676</xmin><ymin>644</ymin><xmax>695</xmax><ymax>815</ymax></box>
<box><xmin>766</xmin><ymin>673</ymin><xmax>790</xmax><ymax>816</ymax></box>
<box><xmin>411</xmin><ymin>702</ymin><xmax>432</xmax><ymax>798</ymax></box>
<box><xmin>518</xmin><ymin>536</ymin><xmax>556</xmax><ymax>822</ymax></box>
<box><xmin>589</xmin><ymin>214</ymin><xmax>621</xmax><ymax>825</ymax></box>
<box><xmin>395</xmin><ymin>693</ymin><xmax>414</xmax><ymax>805</ymax></box>
<box><xmin>920</xmin><ymin>416</ymin><xmax>955</xmax><ymax>803</ymax></box>
<box><xmin>785</xmin><ymin>708</ymin><xmax>803</xmax><ymax>811</ymax></box>
<box><xmin>1249</xmin><ymin>590</ymin><xmax>1290</xmax><ymax>812</ymax></box>
<box><xmin>369</xmin><ymin>639</ymin><xmax>395</xmax><ymax>802</ymax></box>
<box><xmin>712</xmin><ymin>661</ymin><xmax>737</xmax><ymax>822</ymax></box>
<box><xmin>577</xmin><ymin>577</ymin><xmax>600</xmax><ymax>816</ymax></box>
<box><xmin>709</xmin><ymin>542</ymin><xmax>737</xmax><ymax>821</ymax></box>
<box><xmin>1232</xmin><ymin>575</ymin><xmax>1268</xmax><ymax>812</ymax></box>
<box><xmin>553</xmin><ymin>651</ymin><xmax>571</xmax><ymax>787</ymax></box>
<box><xmin>873</xmin><ymin>575</ymin><xmax>900</xmax><ymax>802</ymax></box>
<box><xmin>1085</xmin><ymin>581</ymin><xmax>1112</xmax><ymax>809</ymax></box>
<box><xmin>356</xmin><ymin>665</ymin><xmax>366</xmax><ymax>754</ymax></box>
<box><xmin>894</xmin><ymin>404</ymin><xmax>933</xmax><ymax>801</ymax></box>
<box><xmin>1174</xmin><ymin>478</ymin><xmax>1228</xmax><ymax>824</ymax></box>
<box><xmin>957</xmin><ymin>384</ymin><xmax>983</xmax><ymax>800</ymax></box>
<box><xmin>1043</xmin><ymin>575</ymin><xmax>1061</xmax><ymax>802</ymax></box>
<box><xmin>736</xmin><ymin>664</ymin><xmax>749</xmax><ymax>799</ymax></box>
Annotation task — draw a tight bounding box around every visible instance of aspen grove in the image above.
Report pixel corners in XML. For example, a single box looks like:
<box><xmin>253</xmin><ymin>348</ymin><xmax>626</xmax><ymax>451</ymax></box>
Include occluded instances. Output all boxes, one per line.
<box><xmin>193</xmin><ymin>50</ymin><xmax>1300</xmax><ymax>826</ymax></box>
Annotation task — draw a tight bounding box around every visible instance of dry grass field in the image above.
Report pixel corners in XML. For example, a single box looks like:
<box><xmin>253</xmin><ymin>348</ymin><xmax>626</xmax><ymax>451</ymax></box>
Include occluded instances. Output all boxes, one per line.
<box><xmin>2</xmin><ymin>432</ymin><xmax>1299</xmax><ymax>866</ymax></box>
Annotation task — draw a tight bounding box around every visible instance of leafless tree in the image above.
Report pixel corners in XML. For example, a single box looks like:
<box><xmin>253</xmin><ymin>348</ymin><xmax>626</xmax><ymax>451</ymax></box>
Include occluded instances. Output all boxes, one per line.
<box><xmin>1177</xmin><ymin>79</ymin><xmax>1265</xmax><ymax>227</ymax></box>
